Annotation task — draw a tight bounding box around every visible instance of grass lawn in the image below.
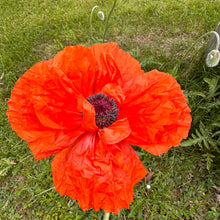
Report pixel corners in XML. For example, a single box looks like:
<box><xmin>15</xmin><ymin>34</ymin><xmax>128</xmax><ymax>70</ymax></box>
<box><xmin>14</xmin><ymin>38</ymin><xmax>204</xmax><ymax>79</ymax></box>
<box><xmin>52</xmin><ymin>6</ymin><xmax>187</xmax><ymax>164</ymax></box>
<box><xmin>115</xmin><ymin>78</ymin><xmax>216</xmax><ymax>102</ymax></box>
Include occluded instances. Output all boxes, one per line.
<box><xmin>0</xmin><ymin>0</ymin><xmax>220</xmax><ymax>219</ymax></box>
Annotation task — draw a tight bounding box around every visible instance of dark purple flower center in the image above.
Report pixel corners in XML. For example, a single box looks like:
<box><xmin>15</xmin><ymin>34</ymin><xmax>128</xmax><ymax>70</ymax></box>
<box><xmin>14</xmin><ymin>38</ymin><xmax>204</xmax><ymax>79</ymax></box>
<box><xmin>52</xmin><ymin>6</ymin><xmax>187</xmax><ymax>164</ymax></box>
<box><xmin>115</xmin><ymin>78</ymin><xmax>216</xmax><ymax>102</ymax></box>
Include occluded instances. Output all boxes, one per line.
<box><xmin>87</xmin><ymin>93</ymin><xmax>119</xmax><ymax>129</ymax></box>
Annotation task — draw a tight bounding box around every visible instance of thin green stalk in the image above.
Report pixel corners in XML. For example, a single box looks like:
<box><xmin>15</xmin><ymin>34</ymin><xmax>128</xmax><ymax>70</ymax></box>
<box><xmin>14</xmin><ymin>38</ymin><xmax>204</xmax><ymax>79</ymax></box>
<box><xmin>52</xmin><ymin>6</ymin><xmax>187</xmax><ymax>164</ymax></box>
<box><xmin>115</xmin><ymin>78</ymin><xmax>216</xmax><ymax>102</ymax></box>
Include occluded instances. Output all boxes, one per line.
<box><xmin>174</xmin><ymin>31</ymin><xmax>220</xmax><ymax>71</ymax></box>
<box><xmin>33</xmin><ymin>187</ymin><xmax>55</xmax><ymax>198</ymax></box>
<box><xmin>90</xmin><ymin>6</ymin><xmax>99</xmax><ymax>38</ymax></box>
<box><xmin>104</xmin><ymin>212</ymin><xmax>110</xmax><ymax>220</ymax></box>
<box><xmin>103</xmin><ymin>0</ymin><xmax>117</xmax><ymax>42</ymax></box>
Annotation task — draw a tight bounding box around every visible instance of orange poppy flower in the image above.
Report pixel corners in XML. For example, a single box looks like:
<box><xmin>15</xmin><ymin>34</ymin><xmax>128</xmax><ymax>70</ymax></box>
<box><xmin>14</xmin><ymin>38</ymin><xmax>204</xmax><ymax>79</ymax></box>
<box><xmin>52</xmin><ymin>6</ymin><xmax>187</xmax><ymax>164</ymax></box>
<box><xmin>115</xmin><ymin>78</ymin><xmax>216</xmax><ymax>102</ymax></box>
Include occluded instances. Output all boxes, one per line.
<box><xmin>7</xmin><ymin>42</ymin><xmax>191</xmax><ymax>214</ymax></box>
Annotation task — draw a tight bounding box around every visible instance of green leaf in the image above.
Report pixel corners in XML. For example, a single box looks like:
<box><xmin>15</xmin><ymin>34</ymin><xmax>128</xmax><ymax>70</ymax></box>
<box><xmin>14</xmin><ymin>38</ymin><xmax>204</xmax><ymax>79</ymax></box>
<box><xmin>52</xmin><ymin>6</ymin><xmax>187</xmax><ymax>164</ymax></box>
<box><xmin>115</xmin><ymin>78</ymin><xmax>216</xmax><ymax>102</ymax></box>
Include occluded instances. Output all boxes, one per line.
<box><xmin>204</xmin><ymin>77</ymin><xmax>219</xmax><ymax>99</ymax></box>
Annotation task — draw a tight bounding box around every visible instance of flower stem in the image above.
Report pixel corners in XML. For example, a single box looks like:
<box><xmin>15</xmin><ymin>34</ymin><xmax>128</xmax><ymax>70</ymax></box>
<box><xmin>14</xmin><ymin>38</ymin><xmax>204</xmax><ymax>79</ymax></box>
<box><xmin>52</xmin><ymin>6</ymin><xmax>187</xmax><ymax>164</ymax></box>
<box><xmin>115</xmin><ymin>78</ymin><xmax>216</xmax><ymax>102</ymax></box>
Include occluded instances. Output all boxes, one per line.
<box><xmin>104</xmin><ymin>212</ymin><xmax>110</xmax><ymax>220</ymax></box>
<box><xmin>174</xmin><ymin>31</ymin><xmax>220</xmax><ymax>72</ymax></box>
<box><xmin>102</xmin><ymin>0</ymin><xmax>117</xmax><ymax>42</ymax></box>
<box><xmin>90</xmin><ymin>6</ymin><xmax>99</xmax><ymax>38</ymax></box>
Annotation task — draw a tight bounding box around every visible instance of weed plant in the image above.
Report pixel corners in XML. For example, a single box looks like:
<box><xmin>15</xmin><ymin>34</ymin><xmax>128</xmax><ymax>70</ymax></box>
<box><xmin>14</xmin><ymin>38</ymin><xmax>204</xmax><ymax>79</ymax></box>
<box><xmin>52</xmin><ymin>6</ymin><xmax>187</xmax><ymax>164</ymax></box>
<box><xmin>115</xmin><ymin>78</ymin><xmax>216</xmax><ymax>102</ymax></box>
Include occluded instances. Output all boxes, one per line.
<box><xmin>0</xmin><ymin>0</ymin><xmax>220</xmax><ymax>219</ymax></box>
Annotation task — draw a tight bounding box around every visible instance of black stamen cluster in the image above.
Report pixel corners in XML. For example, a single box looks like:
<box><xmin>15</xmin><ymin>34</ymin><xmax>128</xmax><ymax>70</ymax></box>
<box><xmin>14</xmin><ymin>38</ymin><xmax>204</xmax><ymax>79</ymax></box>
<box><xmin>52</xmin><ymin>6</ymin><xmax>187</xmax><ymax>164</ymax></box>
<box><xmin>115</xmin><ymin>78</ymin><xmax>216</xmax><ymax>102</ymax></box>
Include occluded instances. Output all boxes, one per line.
<box><xmin>87</xmin><ymin>93</ymin><xmax>119</xmax><ymax>129</ymax></box>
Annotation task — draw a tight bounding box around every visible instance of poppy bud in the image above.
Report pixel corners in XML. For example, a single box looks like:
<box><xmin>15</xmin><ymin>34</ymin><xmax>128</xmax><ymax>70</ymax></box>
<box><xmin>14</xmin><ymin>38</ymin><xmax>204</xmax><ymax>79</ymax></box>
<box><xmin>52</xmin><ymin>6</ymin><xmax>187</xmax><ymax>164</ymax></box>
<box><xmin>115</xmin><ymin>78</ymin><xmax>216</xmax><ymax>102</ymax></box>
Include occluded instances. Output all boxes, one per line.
<box><xmin>97</xmin><ymin>11</ymin><xmax>105</xmax><ymax>21</ymax></box>
<box><xmin>206</xmin><ymin>49</ymin><xmax>220</xmax><ymax>67</ymax></box>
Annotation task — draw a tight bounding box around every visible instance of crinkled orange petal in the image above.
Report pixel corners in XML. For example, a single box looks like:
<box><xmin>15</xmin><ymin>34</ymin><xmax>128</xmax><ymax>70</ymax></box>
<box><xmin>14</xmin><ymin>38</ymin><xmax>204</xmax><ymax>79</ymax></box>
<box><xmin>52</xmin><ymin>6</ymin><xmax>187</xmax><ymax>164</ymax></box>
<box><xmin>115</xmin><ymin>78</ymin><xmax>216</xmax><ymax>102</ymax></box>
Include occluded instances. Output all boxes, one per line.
<box><xmin>94</xmin><ymin>53</ymin><xmax>123</xmax><ymax>93</ymax></box>
<box><xmin>53</xmin><ymin>44</ymin><xmax>127</xmax><ymax>98</ymax></box>
<box><xmin>28</xmin><ymin>129</ymin><xmax>85</xmax><ymax>161</ymax></box>
<box><xmin>7</xmin><ymin>61</ymin><xmax>85</xmax><ymax>160</ymax></box>
<box><xmin>19</xmin><ymin>60</ymin><xmax>82</xmax><ymax>130</ymax></box>
<box><xmin>51</xmin><ymin>132</ymin><xmax>147</xmax><ymax>214</ymax></box>
<box><xmin>101</xmin><ymin>83</ymin><xmax>125</xmax><ymax>105</ymax></box>
<box><xmin>91</xmin><ymin>42</ymin><xmax>144</xmax><ymax>82</ymax></box>
<box><xmin>121</xmin><ymin>69</ymin><xmax>192</xmax><ymax>155</ymax></box>
<box><xmin>77</xmin><ymin>95</ymin><xmax>98</xmax><ymax>132</ymax></box>
<box><xmin>52</xmin><ymin>45</ymin><xmax>97</xmax><ymax>98</ymax></box>
<box><xmin>98</xmin><ymin>118</ymin><xmax>131</xmax><ymax>145</ymax></box>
